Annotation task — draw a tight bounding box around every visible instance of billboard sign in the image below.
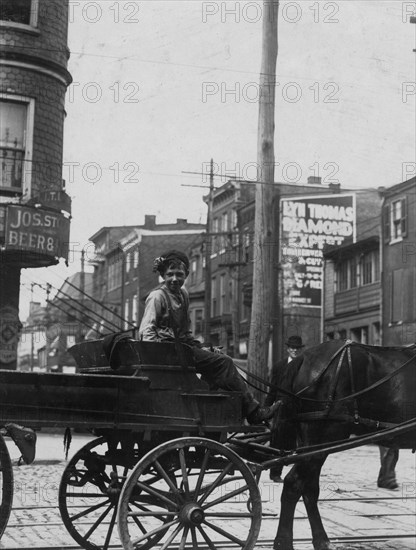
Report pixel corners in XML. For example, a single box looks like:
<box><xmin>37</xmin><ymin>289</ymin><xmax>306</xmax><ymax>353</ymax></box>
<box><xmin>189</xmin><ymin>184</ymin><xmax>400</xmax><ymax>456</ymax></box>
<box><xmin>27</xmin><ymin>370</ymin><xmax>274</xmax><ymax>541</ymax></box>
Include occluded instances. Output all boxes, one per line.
<box><xmin>280</xmin><ymin>194</ymin><xmax>356</xmax><ymax>307</ymax></box>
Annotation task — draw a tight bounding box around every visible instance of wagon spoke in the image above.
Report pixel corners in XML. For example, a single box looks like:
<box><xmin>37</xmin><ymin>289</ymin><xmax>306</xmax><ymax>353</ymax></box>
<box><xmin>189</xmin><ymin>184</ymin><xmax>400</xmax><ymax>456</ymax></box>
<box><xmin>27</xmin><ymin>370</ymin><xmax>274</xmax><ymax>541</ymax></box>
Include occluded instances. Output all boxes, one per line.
<box><xmin>178</xmin><ymin>526</ymin><xmax>189</xmax><ymax>550</ymax></box>
<box><xmin>154</xmin><ymin>459</ymin><xmax>184</xmax><ymax>501</ymax></box>
<box><xmin>197</xmin><ymin>525</ymin><xmax>217</xmax><ymax>550</ymax></box>
<box><xmin>69</xmin><ymin>498</ymin><xmax>110</xmax><ymax>521</ymax></box>
<box><xmin>202</xmin><ymin>483</ymin><xmax>250</xmax><ymax>509</ymax></box>
<box><xmin>128</xmin><ymin>504</ymin><xmax>148</xmax><ymax>534</ymax></box>
<box><xmin>203</xmin><ymin>519</ymin><xmax>245</xmax><ymax>546</ymax></box>
<box><xmin>190</xmin><ymin>526</ymin><xmax>199</xmax><ymax>548</ymax></box>
<box><xmin>159</xmin><ymin>523</ymin><xmax>183</xmax><ymax>550</ymax></box>
<box><xmin>131</xmin><ymin>519</ymin><xmax>178</xmax><ymax>546</ymax></box>
<box><xmin>134</xmin><ymin>480</ymin><xmax>179</xmax><ymax>509</ymax></box>
<box><xmin>103</xmin><ymin>503</ymin><xmax>118</xmax><ymax>550</ymax></box>
<box><xmin>128</xmin><ymin>500</ymin><xmax>176</xmax><ymax>519</ymax></box>
<box><xmin>198</xmin><ymin>462</ymin><xmax>233</xmax><ymax>505</ymax></box>
<box><xmin>178</xmin><ymin>448</ymin><xmax>190</xmax><ymax>495</ymax></box>
<box><xmin>194</xmin><ymin>449</ymin><xmax>211</xmax><ymax>496</ymax></box>
<box><xmin>83</xmin><ymin>502</ymin><xmax>113</xmax><ymax>540</ymax></box>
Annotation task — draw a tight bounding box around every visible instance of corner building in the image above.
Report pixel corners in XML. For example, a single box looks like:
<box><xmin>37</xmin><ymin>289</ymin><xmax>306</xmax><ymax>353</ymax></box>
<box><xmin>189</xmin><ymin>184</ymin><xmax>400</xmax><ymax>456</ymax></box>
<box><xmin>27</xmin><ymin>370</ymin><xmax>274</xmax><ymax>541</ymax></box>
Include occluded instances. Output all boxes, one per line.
<box><xmin>0</xmin><ymin>0</ymin><xmax>72</xmax><ymax>368</ymax></box>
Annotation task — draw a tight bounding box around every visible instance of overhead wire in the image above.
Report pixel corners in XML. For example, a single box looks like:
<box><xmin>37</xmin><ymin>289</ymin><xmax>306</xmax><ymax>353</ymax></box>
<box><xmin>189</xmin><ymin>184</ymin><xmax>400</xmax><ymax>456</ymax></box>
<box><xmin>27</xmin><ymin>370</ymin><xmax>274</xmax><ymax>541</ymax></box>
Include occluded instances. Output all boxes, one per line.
<box><xmin>24</xmin><ymin>274</ymin><xmax>131</xmax><ymax>333</ymax></box>
<box><xmin>28</xmin><ymin>282</ymin><xmax>106</xmax><ymax>335</ymax></box>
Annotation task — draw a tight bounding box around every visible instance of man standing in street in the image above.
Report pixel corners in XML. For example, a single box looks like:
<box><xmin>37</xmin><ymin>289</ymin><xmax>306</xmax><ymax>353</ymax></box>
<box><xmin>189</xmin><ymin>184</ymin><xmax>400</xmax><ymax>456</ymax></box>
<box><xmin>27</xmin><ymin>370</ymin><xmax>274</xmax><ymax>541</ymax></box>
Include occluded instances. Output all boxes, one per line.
<box><xmin>266</xmin><ymin>335</ymin><xmax>305</xmax><ymax>482</ymax></box>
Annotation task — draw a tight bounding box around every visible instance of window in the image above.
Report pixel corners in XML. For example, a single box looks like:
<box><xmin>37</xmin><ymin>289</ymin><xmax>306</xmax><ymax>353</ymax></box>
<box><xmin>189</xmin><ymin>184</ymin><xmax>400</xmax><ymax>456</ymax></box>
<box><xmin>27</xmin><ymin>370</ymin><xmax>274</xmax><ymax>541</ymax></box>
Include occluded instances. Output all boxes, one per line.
<box><xmin>132</xmin><ymin>294</ymin><xmax>138</xmax><ymax>325</ymax></box>
<box><xmin>0</xmin><ymin>0</ymin><xmax>38</xmax><ymax>27</ymax></box>
<box><xmin>211</xmin><ymin>277</ymin><xmax>217</xmax><ymax>317</ymax></box>
<box><xmin>125</xmin><ymin>252</ymin><xmax>131</xmax><ymax>273</ymax></box>
<box><xmin>219</xmin><ymin>274</ymin><xmax>226</xmax><ymax>315</ymax></box>
<box><xmin>391</xmin><ymin>269</ymin><xmax>403</xmax><ymax>323</ymax></box>
<box><xmin>351</xmin><ymin>326</ymin><xmax>368</xmax><ymax>344</ymax></box>
<box><xmin>124</xmin><ymin>299</ymin><xmax>130</xmax><ymax>329</ymax></box>
<box><xmin>360</xmin><ymin>250</ymin><xmax>380</xmax><ymax>285</ymax></box>
<box><xmin>336</xmin><ymin>251</ymin><xmax>379</xmax><ymax>290</ymax></box>
<box><xmin>108</xmin><ymin>254</ymin><xmax>123</xmax><ymax>291</ymax></box>
<box><xmin>190</xmin><ymin>259</ymin><xmax>197</xmax><ymax>284</ymax></box>
<box><xmin>221</xmin><ymin>211</ymin><xmax>228</xmax><ymax>232</ymax></box>
<box><xmin>385</xmin><ymin>198</ymin><xmax>407</xmax><ymax>242</ymax></box>
<box><xmin>230</xmin><ymin>209</ymin><xmax>237</xmax><ymax>230</ymax></box>
<box><xmin>211</xmin><ymin>218</ymin><xmax>219</xmax><ymax>256</ymax></box>
<box><xmin>195</xmin><ymin>309</ymin><xmax>204</xmax><ymax>335</ymax></box>
<box><xmin>0</xmin><ymin>97</ymin><xmax>34</xmax><ymax>194</ymax></box>
<box><xmin>133</xmin><ymin>249</ymin><xmax>139</xmax><ymax>269</ymax></box>
<box><xmin>337</xmin><ymin>261</ymin><xmax>348</xmax><ymax>291</ymax></box>
<box><xmin>391</xmin><ymin>199</ymin><xmax>407</xmax><ymax>241</ymax></box>
<box><xmin>349</xmin><ymin>257</ymin><xmax>357</xmax><ymax>288</ymax></box>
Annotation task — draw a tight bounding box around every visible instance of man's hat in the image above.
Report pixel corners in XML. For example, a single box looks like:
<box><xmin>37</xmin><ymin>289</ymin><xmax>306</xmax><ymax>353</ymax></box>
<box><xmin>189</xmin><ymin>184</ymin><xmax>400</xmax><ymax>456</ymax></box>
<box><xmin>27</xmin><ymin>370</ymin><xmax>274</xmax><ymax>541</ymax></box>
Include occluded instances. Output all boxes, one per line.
<box><xmin>285</xmin><ymin>335</ymin><xmax>304</xmax><ymax>348</ymax></box>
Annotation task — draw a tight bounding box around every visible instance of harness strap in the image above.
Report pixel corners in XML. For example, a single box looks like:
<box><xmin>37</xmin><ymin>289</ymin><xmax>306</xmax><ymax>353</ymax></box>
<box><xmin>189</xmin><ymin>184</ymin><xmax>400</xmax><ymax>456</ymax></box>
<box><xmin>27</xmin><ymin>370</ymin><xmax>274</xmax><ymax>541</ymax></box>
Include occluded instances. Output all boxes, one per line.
<box><xmin>296</xmin><ymin>340</ymin><xmax>352</xmax><ymax>396</ymax></box>
<box><xmin>325</xmin><ymin>346</ymin><xmax>348</xmax><ymax>411</ymax></box>
<box><xmin>295</xmin><ymin>411</ymin><xmax>397</xmax><ymax>430</ymax></box>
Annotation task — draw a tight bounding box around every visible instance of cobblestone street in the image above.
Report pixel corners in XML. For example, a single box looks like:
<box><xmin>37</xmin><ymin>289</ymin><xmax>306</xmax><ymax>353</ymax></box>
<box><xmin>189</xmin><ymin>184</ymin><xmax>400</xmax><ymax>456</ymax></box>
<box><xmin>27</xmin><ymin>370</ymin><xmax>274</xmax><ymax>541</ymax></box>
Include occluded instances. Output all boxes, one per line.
<box><xmin>0</xmin><ymin>432</ymin><xmax>415</xmax><ymax>549</ymax></box>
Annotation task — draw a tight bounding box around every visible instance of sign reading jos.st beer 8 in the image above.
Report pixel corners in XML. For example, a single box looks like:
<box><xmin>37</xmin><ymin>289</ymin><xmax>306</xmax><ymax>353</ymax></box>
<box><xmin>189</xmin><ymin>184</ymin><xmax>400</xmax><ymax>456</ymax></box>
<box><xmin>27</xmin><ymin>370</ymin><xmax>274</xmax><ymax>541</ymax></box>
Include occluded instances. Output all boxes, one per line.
<box><xmin>280</xmin><ymin>194</ymin><xmax>356</xmax><ymax>308</ymax></box>
<box><xmin>5</xmin><ymin>205</ymin><xmax>70</xmax><ymax>260</ymax></box>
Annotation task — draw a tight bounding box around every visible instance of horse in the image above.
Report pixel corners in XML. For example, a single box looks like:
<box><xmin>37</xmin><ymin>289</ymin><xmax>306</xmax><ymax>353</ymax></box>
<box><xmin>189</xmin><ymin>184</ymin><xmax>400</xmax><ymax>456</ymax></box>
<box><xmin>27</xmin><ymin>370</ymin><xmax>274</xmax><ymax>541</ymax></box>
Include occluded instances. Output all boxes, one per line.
<box><xmin>269</xmin><ymin>339</ymin><xmax>416</xmax><ymax>550</ymax></box>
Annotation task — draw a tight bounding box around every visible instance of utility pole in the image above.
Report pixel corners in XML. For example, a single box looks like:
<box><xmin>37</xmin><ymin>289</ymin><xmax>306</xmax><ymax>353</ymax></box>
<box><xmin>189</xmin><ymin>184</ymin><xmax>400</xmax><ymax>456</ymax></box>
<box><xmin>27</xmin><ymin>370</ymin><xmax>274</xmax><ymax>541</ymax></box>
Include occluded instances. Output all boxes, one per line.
<box><xmin>45</xmin><ymin>283</ymin><xmax>51</xmax><ymax>372</ymax></box>
<box><xmin>248</xmin><ymin>1</ymin><xmax>279</xmax><ymax>380</ymax></box>
<box><xmin>204</xmin><ymin>158</ymin><xmax>214</xmax><ymax>344</ymax></box>
<box><xmin>78</xmin><ymin>249</ymin><xmax>85</xmax><ymax>342</ymax></box>
<box><xmin>120</xmin><ymin>247</ymin><xmax>126</xmax><ymax>331</ymax></box>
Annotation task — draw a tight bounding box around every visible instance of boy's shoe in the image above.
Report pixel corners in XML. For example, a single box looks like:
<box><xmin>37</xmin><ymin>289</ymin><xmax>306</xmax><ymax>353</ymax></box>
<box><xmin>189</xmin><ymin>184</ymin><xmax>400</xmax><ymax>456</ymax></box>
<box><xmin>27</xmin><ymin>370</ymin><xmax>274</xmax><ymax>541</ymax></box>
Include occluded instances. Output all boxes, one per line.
<box><xmin>247</xmin><ymin>402</ymin><xmax>280</xmax><ymax>425</ymax></box>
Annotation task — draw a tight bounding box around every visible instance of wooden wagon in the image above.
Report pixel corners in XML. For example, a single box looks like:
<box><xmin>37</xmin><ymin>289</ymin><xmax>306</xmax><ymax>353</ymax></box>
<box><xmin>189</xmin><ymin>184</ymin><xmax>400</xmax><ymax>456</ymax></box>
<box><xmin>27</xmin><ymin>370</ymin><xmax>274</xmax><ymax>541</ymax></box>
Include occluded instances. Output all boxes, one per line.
<box><xmin>0</xmin><ymin>338</ymin><xmax>415</xmax><ymax>550</ymax></box>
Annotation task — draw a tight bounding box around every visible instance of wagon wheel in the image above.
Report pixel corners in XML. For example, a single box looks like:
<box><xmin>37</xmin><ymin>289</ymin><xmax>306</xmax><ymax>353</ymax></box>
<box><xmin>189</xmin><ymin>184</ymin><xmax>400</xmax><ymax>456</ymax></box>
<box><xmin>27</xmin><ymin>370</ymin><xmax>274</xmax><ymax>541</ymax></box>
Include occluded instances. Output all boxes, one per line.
<box><xmin>59</xmin><ymin>435</ymin><xmax>159</xmax><ymax>550</ymax></box>
<box><xmin>117</xmin><ymin>437</ymin><xmax>262</xmax><ymax>550</ymax></box>
<box><xmin>0</xmin><ymin>434</ymin><xmax>13</xmax><ymax>539</ymax></box>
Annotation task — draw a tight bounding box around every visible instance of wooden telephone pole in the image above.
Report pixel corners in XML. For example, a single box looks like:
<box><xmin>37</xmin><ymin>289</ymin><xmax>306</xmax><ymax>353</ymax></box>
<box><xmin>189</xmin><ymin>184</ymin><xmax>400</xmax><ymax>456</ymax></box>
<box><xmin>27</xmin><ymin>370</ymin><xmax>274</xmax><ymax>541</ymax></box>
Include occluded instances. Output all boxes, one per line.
<box><xmin>248</xmin><ymin>1</ymin><xmax>280</xmax><ymax>380</ymax></box>
<box><xmin>204</xmin><ymin>159</ymin><xmax>214</xmax><ymax>344</ymax></box>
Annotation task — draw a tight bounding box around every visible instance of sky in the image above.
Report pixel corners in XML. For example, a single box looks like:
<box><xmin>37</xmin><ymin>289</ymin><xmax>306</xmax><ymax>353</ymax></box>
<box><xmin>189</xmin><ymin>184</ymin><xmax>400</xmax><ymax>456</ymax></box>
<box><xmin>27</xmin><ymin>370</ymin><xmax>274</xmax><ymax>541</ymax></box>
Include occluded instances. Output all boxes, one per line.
<box><xmin>20</xmin><ymin>0</ymin><xmax>416</xmax><ymax>316</ymax></box>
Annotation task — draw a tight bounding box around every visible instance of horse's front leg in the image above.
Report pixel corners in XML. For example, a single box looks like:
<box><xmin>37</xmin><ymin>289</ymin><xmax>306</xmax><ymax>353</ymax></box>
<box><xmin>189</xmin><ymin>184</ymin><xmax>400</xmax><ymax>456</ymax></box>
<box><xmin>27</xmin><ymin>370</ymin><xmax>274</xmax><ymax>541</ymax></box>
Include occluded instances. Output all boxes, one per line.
<box><xmin>273</xmin><ymin>465</ymin><xmax>302</xmax><ymax>550</ymax></box>
<box><xmin>301</xmin><ymin>457</ymin><xmax>334</xmax><ymax>550</ymax></box>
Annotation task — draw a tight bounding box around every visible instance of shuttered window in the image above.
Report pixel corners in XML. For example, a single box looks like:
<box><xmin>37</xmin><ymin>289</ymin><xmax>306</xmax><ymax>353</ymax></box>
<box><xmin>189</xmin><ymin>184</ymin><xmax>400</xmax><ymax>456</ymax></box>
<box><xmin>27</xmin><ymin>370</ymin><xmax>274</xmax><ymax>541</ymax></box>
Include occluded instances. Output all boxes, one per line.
<box><xmin>391</xmin><ymin>269</ymin><xmax>403</xmax><ymax>323</ymax></box>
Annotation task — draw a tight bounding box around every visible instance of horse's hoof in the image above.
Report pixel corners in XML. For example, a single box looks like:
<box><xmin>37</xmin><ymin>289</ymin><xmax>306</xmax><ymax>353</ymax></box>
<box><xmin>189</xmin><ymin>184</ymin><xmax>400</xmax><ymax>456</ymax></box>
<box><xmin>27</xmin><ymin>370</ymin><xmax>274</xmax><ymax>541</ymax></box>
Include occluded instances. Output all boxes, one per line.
<box><xmin>273</xmin><ymin>539</ymin><xmax>294</xmax><ymax>550</ymax></box>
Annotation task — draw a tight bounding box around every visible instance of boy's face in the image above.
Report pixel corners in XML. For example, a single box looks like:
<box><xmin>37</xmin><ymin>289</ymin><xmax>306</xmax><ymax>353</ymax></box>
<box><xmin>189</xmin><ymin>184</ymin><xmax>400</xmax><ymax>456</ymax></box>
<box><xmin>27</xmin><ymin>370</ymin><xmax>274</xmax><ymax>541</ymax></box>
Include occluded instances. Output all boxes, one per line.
<box><xmin>163</xmin><ymin>263</ymin><xmax>187</xmax><ymax>293</ymax></box>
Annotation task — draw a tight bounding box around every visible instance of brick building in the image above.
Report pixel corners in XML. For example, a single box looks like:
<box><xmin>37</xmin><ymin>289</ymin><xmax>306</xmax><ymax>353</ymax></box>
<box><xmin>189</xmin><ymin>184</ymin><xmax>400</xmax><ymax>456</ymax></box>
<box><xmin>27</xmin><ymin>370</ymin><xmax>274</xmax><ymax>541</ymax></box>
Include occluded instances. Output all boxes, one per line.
<box><xmin>380</xmin><ymin>176</ymin><xmax>416</xmax><ymax>346</ymax></box>
<box><xmin>322</xmin><ymin>177</ymin><xmax>416</xmax><ymax>347</ymax></box>
<box><xmin>322</xmin><ymin>189</ymin><xmax>383</xmax><ymax>344</ymax></box>
<box><xmin>87</xmin><ymin>215</ymin><xmax>205</xmax><ymax>335</ymax></box>
<box><xmin>0</xmin><ymin>0</ymin><xmax>72</xmax><ymax>368</ymax></box>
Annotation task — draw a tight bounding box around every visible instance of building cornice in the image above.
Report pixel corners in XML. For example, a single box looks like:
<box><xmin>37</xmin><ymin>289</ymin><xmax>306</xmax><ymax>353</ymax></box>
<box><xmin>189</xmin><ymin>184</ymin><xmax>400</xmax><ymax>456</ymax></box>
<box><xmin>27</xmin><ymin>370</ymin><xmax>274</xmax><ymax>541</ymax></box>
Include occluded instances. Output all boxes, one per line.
<box><xmin>0</xmin><ymin>50</ymin><xmax>72</xmax><ymax>86</ymax></box>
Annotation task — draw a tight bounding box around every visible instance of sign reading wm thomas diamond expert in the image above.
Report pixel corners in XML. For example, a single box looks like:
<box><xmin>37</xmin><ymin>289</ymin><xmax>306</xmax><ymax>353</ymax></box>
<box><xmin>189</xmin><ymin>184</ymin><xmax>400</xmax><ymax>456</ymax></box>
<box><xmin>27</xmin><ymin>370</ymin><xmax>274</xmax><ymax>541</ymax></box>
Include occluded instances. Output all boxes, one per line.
<box><xmin>280</xmin><ymin>194</ymin><xmax>356</xmax><ymax>308</ymax></box>
<box><xmin>5</xmin><ymin>205</ymin><xmax>70</xmax><ymax>260</ymax></box>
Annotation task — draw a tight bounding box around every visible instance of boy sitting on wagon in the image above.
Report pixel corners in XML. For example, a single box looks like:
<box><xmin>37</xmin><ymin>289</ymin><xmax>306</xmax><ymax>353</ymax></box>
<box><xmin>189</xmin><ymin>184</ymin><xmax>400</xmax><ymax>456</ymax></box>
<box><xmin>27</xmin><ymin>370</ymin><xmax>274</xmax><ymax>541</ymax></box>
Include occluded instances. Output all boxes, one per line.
<box><xmin>138</xmin><ymin>249</ymin><xmax>278</xmax><ymax>425</ymax></box>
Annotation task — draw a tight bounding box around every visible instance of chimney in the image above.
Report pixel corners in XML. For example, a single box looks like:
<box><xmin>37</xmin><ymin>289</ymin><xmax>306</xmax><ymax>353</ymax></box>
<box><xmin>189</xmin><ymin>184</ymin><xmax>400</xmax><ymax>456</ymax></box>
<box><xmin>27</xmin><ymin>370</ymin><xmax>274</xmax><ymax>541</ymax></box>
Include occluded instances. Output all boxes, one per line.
<box><xmin>328</xmin><ymin>183</ymin><xmax>341</xmax><ymax>192</ymax></box>
<box><xmin>144</xmin><ymin>215</ymin><xmax>156</xmax><ymax>229</ymax></box>
<box><xmin>176</xmin><ymin>218</ymin><xmax>188</xmax><ymax>228</ymax></box>
<box><xmin>307</xmin><ymin>176</ymin><xmax>322</xmax><ymax>185</ymax></box>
